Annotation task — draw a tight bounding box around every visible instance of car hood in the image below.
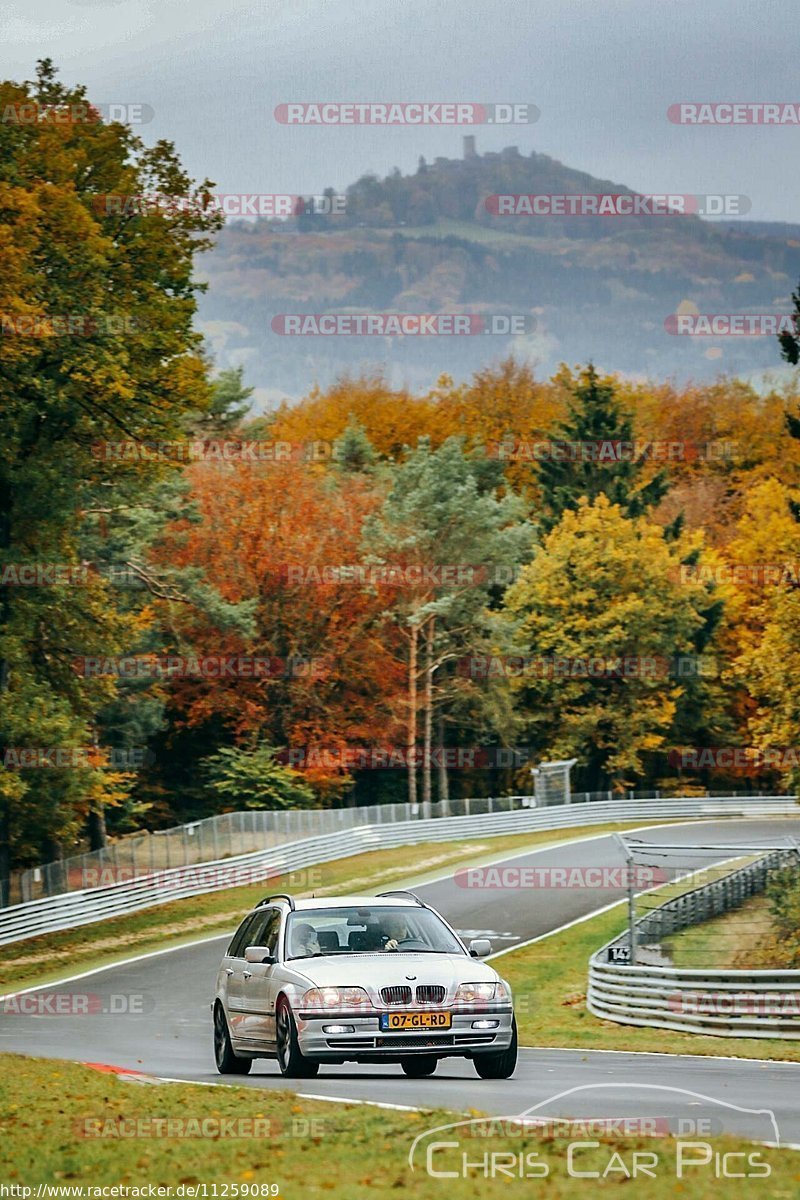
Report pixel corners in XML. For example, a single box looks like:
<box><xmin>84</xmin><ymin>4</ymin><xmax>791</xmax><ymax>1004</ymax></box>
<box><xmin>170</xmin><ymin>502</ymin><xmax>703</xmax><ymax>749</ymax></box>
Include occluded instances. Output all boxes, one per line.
<box><xmin>288</xmin><ymin>952</ymin><xmax>500</xmax><ymax>991</ymax></box>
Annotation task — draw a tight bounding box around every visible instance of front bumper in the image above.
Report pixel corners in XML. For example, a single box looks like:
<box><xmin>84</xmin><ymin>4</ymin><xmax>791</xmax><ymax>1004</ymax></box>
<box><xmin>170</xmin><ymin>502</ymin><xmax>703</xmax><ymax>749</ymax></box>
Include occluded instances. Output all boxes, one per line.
<box><xmin>295</xmin><ymin>1005</ymin><xmax>515</xmax><ymax>1061</ymax></box>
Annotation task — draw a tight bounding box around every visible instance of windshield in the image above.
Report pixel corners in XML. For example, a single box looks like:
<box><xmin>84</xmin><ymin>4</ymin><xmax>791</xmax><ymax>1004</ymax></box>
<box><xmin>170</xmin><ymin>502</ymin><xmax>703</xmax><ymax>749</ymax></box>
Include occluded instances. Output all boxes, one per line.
<box><xmin>285</xmin><ymin>905</ymin><xmax>465</xmax><ymax>959</ymax></box>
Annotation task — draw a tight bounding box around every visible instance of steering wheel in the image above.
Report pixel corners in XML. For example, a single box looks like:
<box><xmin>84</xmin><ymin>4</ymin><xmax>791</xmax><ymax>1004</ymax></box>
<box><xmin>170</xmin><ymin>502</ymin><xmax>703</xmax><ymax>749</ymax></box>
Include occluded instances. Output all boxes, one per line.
<box><xmin>390</xmin><ymin>937</ymin><xmax>427</xmax><ymax>950</ymax></box>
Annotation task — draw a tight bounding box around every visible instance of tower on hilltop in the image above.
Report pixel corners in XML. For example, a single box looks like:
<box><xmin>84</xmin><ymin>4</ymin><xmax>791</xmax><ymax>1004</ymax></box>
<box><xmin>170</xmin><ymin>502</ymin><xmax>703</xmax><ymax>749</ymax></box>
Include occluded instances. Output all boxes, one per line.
<box><xmin>463</xmin><ymin>135</ymin><xmax>477</xmax><ymax>159</ymax></box>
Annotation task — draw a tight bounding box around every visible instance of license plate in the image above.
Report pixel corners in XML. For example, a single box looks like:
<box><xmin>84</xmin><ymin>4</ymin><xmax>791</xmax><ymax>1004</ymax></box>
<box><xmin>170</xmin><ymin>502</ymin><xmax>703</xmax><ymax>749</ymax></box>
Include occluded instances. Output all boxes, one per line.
<box><xmin>379</xmin><ymin>1011</ymin><xmax>452</xmax><ymax>1031</ymax></box>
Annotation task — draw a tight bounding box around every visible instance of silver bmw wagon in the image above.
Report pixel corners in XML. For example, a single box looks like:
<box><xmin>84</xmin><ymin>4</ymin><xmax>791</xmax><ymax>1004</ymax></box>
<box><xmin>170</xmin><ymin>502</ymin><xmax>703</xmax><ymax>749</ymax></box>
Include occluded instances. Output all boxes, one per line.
<box><xmin>212</xmin><ymin>890</ymin><xmax>517</xmax><ymax>1079</ymax></box>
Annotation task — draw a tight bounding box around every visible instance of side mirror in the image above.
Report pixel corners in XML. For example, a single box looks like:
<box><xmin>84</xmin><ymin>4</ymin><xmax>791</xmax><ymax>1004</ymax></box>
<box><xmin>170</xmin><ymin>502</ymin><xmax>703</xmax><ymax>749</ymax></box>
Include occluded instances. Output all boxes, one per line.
<box><xmin>245</xmin><ymin>945</ymin><xmax>275</xmax><ymax>965</ymax></box>
<box><xmin>468</xmin><ymin>938</ymin><xmax>492</xmax><ymax>958</ymax></box>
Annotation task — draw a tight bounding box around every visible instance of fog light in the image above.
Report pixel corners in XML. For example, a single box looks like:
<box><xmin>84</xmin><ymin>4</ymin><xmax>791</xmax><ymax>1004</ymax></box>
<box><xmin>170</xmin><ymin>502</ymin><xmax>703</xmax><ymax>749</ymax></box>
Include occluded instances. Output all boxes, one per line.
<box><xmin>323</xmin><ymin>1024</ymin><xmax>355</xmax><ymax>1034</ymax></box>
<box><xmin>472</xmin><ymin>1019</ymin><xmax>499</xmax><ymax>1029</ymax></box>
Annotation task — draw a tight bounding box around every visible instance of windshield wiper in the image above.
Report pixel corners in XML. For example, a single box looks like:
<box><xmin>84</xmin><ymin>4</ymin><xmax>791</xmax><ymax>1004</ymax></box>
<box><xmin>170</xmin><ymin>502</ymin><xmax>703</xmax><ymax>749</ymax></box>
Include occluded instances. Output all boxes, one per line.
<box><xmin>388</xmin><ymin>948</ymin><xmax>452</xmax><ymax>954</ymax></box>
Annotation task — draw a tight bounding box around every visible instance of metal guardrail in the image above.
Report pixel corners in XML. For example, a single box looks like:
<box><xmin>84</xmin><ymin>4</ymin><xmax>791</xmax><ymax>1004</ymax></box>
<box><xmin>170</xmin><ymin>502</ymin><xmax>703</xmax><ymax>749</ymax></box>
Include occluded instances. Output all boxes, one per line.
<box><xmin>12</xmin><ymin>795</ymin><xmax>529</xmax><ymax>904</ymax></box>
<box><xmin>1</xmin><ymin>794</ymin><xmax>796</xmax><ymax>947</ymax></box>
<box><xmin>9</xmin><ymin>787</ymin><xmax>785</xmax><ymax>904</ymax></box>
<box><xmin>588</xmin><ymin>849</ymin><xmax>800</xmax><ymax>1039</ymax></box>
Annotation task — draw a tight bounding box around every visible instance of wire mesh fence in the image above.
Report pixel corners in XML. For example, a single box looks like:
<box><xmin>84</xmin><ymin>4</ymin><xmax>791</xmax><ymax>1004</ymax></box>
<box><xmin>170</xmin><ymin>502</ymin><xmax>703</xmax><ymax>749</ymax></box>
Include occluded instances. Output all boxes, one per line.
<box><xmin>8</xmin><ymin>794</ymin><xmax>524</xmax><ymax>905</ymax></box>
<box><xmin>614</xmin><ymin>835</ymin><xmax>800</xmax><ymax>969</ymax></box>
<box><xmin>2</xmin><ymin>787</ymin><xmax>792</xmax><ymax>907</ymax></box>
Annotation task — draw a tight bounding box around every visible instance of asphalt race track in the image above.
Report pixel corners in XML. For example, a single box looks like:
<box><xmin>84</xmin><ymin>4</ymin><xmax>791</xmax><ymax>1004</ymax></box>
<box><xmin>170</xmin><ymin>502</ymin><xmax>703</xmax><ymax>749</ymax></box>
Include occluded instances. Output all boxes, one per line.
<box><xmin>3</xmin><ymin>818</ymin><xmax>800</xmax><ymax>1143</ymax></box>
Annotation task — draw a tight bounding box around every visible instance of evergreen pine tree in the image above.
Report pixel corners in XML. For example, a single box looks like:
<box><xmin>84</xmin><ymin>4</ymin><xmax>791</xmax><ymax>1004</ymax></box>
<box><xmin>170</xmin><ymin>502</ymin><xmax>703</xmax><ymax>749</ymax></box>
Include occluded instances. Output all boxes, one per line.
<box><xmin>332</xmin><ymin>417</ymin><xmax>377</xmax><ymax>473</ymax></box>
<box><xmin>537</xmin><ymin>364</ymin><xmax>669</xmax><ymax>533</ymax></box>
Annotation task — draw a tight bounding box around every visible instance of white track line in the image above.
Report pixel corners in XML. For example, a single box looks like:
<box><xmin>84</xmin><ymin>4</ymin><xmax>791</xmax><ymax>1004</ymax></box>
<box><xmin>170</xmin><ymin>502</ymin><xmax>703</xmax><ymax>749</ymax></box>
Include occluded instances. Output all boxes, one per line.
<box><xmin>296</xmin><ymin>1092</ymin><xmax>423</xmax><ymax>1112</ymax></box>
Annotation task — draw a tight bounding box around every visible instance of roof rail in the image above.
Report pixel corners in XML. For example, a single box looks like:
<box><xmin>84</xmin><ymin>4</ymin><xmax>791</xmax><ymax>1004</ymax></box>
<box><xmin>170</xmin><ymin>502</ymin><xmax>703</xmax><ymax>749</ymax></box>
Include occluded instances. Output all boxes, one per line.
<box><xmin>258</xmin><ymin>893</ymin><xmax>296</xmax><ymax>911</ymax></box>
<box><xmin>375</xmin><ymin>889</ymin><xmax>424</xmax><ymax>906</ymax></box>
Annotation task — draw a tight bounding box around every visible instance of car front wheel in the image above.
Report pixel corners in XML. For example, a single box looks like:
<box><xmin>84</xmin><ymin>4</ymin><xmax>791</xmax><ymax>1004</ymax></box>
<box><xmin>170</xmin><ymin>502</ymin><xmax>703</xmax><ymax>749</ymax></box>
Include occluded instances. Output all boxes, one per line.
<box><xmin>214</xmin><ymin>1003</ymin><xmax>252</xmax><ymax>1075</ymax></box>
<box><xmin>473</xmin><ymin>1017</ymin><xmax>518</xmax><ymax>1079</ymax></box>
<box><xmin>276</xmin><ymin>997</ymin><xmax>319</xmax><ymax>1078</ymax></box>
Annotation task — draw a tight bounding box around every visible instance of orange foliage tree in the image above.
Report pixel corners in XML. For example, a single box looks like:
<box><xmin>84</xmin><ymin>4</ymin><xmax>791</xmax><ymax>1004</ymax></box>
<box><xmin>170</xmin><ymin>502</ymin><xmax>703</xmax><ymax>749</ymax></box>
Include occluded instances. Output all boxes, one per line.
<box><xmin>155</xmin><ymin>461</ymin><xmax>406</xmax><ymax>798</ymax></box>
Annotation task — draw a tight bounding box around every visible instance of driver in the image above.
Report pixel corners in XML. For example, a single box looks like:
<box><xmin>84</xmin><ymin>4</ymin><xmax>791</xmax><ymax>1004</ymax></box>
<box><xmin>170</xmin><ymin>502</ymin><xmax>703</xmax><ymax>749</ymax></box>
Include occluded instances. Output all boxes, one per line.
<box><xmin>291</xmin><ymin>922</ymin><xmax>321</xmax><ymax>957</ymax></box>
<box><xmin>382</xmin><ymin>914</ymin><xmax>411</xmax><ymax>951</ymax></box>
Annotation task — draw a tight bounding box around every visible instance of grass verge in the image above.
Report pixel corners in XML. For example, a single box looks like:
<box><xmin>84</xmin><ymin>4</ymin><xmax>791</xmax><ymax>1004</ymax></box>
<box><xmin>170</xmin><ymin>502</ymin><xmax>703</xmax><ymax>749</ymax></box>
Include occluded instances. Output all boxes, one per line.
<box><xmin>498</xmin><ymin>900</ymin><xmax>800</xmax><ymax>1062</ymax></box>
<box><xmin>663</xmin><ymin>893</ymin><xmax>775</xmax><ymax>969</ymax></box>
<box><xmin>1</xmin><ymin>820</ymin><xmax>672</xmax><ymax>993</ymax></box>
<box><xmin>0</xmin><ymin>1054</ymin><xmax>798</xmax><ymax>1194</ymax></box>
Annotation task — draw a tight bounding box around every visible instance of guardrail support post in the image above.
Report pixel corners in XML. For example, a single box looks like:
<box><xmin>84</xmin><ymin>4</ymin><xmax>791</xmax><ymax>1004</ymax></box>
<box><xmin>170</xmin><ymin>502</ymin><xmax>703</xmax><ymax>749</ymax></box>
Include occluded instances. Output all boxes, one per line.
<box><xmin>615</xmin><ymin>834</ymin><xmax>637</xmax><ymax>964</ymax></box>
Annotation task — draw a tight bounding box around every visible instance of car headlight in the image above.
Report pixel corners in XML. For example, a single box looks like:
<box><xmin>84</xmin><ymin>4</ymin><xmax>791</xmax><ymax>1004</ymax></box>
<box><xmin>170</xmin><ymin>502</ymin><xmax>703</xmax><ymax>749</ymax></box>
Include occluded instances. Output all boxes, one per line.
<box><xmin>302</xmin><ymin>986</ymin><xmax>370</xmax><ymax>1010</ymax></box>
<box><xmin>454</xmin><ymin>982</ymin><xmax>497</xmax><ymax>1003</ymax></box>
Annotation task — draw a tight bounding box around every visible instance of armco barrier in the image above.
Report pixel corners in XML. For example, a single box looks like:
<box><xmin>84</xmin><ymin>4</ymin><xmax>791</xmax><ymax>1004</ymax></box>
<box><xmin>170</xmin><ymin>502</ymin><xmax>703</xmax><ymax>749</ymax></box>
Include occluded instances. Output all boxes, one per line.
<box><xmin>588</xmin><ymin>848</ymin><xmax>800</xmax><ymax>1039</ymax></box>
<box><xmin>14</xmin><ymin>788</ymin><xmax>780</xmax><ymax>903</ymax></box>
<box><xmin>1</xmin><ymin>795</ymin><xmax>796</xmax><ymax>947</ymax></box>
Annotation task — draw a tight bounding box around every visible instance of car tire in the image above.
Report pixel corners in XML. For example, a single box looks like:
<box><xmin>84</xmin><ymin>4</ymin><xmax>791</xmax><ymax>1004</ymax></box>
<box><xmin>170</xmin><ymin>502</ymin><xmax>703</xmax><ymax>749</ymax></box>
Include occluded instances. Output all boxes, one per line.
<box><xmin>214</xmin><ymin>1003</ymin><xmax>252</xmax><ymax>1075</ymax></box>
<box><xmin>473</xmin><ymin>1017</ymin><xmax>518</xmax><ymax>1079</ymax></box>
<box><xmin>276</xmin><ymin>997</ymin><xmax>319</xmax><ymax>1078</ymax></box>
<box><xmin>400</xmin><ymin>1056</ymin><xmax>437</xmax><ymax>1077</ymax></box>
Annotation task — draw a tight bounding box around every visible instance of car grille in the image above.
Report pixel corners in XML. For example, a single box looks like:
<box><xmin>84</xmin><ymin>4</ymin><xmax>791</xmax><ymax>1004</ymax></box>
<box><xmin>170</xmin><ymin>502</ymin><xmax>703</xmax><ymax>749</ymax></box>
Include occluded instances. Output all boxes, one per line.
<box><xmin>415</xmin><ymin>985</ymin><xmax>446</xmax><ymax>1004</ymax></box>
<box><xmin>376</xmin><ymin>1034</ymin><xmax>454</xmax><ymax>1048</ymax></box>
<box><xmin>381</xmin><ymin>985</ymin><xmax>412</xmax><ymax>1005</ymax></box>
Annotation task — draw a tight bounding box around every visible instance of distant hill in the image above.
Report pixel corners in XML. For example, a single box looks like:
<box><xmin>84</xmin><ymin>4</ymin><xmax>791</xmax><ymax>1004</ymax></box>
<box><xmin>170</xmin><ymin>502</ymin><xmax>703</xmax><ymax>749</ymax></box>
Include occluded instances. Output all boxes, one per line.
<box><xmin>195</xmin><ymin>145</ymin><xmax>800</xmax><ymax>402</ymax></box>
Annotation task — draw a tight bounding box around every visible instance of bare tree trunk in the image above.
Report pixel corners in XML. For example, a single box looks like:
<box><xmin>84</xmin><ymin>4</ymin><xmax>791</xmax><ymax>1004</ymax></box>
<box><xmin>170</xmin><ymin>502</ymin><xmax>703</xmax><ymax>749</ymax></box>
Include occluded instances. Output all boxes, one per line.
<box><xmin>88</xmin><ymin>803</ymin><xmax>108</xmax><ymax>851</ymax></box>
<box><xmin>87</xmin><ymin>730</ymin><xmax>108</xmax><ymax>850</ymax></box>
<box><xmin>41</xmin><ymin>836</ymin><xmax>66</xmax><ymax>896</ymax></box>
<box><xmin>422</xmin><ymin>618</ymin><xmax>434</xmax><ymax>806</ymax></box>
<box><xmin>407</xmin><ymin>624</ymin><xmax>418</xmax><ymax>805</ymax></box>
<box><xmin>437</xmin><ymin>712</ymin><xmax>449</xmax><ymax>814</ymax></box>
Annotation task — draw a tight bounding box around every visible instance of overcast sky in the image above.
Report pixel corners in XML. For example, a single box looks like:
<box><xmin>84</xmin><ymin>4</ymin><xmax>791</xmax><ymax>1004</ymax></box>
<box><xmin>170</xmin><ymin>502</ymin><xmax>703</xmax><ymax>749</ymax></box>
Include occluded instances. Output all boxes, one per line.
<box><xmin>2</xmin><ymin>0</ymin><xmax>796</xmax><ymax>222</ymax></box>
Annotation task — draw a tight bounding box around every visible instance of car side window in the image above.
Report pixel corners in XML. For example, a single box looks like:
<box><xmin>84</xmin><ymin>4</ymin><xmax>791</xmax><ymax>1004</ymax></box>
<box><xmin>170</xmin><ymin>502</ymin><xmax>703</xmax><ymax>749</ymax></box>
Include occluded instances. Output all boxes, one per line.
<box><xmin>246</xmin><ymin>907</ymin><xmax>281</xmax><ymax>954</ymax></box>
<box><xmin>257</xmin><ymin>910</ymin><xmax>282</xmax><ymax>958</ymax></box>
<box><xmin>228</xmin><ymin>913</ymin><xmax>260</xmax><ymax>959</ymax></box>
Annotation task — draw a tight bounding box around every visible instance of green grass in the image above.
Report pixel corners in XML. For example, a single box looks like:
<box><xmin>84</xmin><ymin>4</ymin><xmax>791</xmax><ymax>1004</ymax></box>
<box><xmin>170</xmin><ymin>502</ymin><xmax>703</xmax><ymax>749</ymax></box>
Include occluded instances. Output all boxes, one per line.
<box><xmin>498</xmin><ymin>899</ymin><xmax>800</xmax><ymax>1061</ymax></box>
<box><xmin>1</xmin><ymin>1054</ymin><xmax>798</xmax><ymax>1194</ymax></box>
<box><xmin>662</xmin><ymin>893</ymin><xmax>775</xmax><ymax>969</ymax></box>
<box><xmin>1</xmin><ymin>820</ymin><xmax>673</xmax><ymax>993</ymax></box>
